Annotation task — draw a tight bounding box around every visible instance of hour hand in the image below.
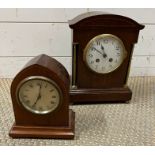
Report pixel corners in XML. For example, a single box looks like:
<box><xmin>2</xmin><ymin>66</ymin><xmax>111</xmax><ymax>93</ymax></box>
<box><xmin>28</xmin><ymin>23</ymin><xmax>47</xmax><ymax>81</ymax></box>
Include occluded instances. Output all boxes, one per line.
<box><xmin>101</xmin><ymin>45</ymin><xmax>107</xmax><ymax>58</ymax></box>
<box><xmin>33</xmin><ymin>83</ymin><xmax>42</xmax><ymax>106</ymax></box>
<box><xmin>101</xmin><ymin>45</ymin><xmax>104</xmax><ymax>51</ymax></box>
<box><xmin>33</xmin><ymin>93</ymin><xmax>41</xmax><ymax>107</ymax></box>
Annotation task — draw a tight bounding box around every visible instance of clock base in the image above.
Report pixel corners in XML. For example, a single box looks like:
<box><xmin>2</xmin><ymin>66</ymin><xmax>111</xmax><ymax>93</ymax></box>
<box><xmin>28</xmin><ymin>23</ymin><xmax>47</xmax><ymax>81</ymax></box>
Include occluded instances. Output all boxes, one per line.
<box><xmin>9</xmin><ymin>110</ymin><xmax>75</xmax><ymax>139</ymax></box>
<box><xmin>70</xmin><ymin>86</ymin><xmax>132</xmax><ymax>104</ymax></box>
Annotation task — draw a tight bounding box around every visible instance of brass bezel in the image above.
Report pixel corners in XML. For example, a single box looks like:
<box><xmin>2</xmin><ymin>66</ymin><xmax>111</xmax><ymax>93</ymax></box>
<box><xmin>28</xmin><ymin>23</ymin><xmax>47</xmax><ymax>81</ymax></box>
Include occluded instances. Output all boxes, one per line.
<box><xmin>83</xmin><ymin>34</ymin><xmax>127</xmax><ymax>74</ymax></box>
<box><xmin>16</xmin><ymin>76</ymin><xmax>63</xmax><ymax>115</ymax></box>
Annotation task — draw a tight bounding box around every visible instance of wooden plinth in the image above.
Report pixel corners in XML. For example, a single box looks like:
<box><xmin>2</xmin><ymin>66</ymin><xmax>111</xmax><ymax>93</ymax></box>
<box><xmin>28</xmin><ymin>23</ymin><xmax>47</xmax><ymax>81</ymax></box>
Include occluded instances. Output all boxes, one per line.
<box><xmin>9</xmin><ymin>110</ymin><xmax>75</xmax><ymax>139</ymax></box>
<box><xmin>70</xmin><ymin>86</ymin><xmax>132</xmax><ymax>104</ymax></box>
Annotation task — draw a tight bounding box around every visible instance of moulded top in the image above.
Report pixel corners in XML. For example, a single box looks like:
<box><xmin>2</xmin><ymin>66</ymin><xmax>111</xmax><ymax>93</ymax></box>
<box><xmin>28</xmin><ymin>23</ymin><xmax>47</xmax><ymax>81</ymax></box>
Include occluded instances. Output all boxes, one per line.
<box><xmin>24</xmin><ymin>54</ymin><xmax>69</xmax><ymax>78</ymax></box>
<box><xmin>69</xmin><ymin>11</ymin><xmax>145</xmax><ymax>30</ymax></box>
<box><xmin>14</xmin><ymin>54</ymin><xmax>70</xmax><ymax>88</ymax></box>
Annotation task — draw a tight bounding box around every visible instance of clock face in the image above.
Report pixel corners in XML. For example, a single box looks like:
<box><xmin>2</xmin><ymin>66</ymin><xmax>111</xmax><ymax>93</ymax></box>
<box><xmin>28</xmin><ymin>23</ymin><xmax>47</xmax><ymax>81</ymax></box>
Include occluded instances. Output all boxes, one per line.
<box><xmin>17</xmin><ymin>76</ymin><xmax>62</xmax><ymax>114</ymax></box>
<box><xmin>83</xmin><ymin>34</ymin><xmax>127</xmax><ymax>74</ymax></box>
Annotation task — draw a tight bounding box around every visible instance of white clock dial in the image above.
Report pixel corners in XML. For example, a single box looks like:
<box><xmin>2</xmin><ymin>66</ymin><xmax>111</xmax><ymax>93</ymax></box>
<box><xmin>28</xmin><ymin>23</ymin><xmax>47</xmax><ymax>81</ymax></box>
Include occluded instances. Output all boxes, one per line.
<box><xmin>84</xmin><ymin>34</ymin><xmax>127</xmax><ymax>74</ymax></box>
<box><xmin>18</xmin><ymin>76</ymin><xmax>61</xmax><ymax>114</ymax></box>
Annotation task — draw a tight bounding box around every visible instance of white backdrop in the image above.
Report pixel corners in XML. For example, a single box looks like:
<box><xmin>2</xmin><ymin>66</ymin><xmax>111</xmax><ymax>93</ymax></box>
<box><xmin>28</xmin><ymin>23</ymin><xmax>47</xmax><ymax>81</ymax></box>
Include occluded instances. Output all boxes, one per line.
<box><xmin>0</xmin><ymin>8</ymin><xmax>155</xmax><ymax>78</ymax></box>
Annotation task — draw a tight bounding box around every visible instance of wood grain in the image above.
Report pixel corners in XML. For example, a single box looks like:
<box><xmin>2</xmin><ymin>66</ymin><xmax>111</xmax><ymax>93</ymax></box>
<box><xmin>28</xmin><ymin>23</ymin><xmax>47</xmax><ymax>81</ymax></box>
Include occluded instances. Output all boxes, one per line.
<box><xmin>9</xmin><ymin>54</ymin><xmax>75</xmax><ymax>139</ymax></box>
<box><xmin>69</xmin><ymin>12</ymin><xmax>144</xmax><ymax>103</ymax></box>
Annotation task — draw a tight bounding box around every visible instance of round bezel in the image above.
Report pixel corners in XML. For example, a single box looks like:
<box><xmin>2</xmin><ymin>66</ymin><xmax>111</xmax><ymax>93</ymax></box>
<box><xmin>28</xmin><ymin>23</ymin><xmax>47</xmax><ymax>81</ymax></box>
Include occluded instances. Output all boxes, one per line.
<box><xmin>16</xmin><ymin>76</ymin><xmax>62</xmax><ymax>115</ymax></box>
<box><xmin>83</xmin><ymin>34</ymin><xmax>127</xmax><ymax>74</ymax></box>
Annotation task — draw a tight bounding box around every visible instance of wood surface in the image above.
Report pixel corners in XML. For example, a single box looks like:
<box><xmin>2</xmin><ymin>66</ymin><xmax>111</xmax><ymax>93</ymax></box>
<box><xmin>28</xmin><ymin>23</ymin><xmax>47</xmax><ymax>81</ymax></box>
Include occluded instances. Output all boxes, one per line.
<box><xmin>9</xmin><ymin>110</ymin><xmax>75</xmax><ymax>139</ymax></box>
<box><xmin>10</xmin><ymin>54</ymin><xmax>75</xmax><ymax>139</ymax></box>
<box><xmin>69</xmin><ymin>12</ymin><xmax>144</xmax><ymax>103</ymax></box>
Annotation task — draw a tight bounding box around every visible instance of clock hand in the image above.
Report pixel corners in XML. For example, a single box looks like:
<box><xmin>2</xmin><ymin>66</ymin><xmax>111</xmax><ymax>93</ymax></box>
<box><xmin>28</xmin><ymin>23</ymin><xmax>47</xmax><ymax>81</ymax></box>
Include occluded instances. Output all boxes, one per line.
<box><xmin>101</xmin><ymin>44</ymin><xmax>104</xmax><ymax>51</ymax></box>
<box><xmin>33</xmin><ymin>93</ymin><xmax>41</xmax><ymax>107</ymax></box>
<box><xmin>93</xmin><ymin>47</ymin><xmax>103</xmax><ymax>55</ymax></box>
<box><xmin>32</xmin><ymin>83</ymin><xmax>42</xmax><ymax>107</ymax></box>
<box><xmin>93</xmin><ymin>47</ymin><xmax>108</xmax><ymax>59</ymax></box>
<box><xmin>101</xmin><ymin>45</ymin><xmax>107</xmax><ymax>58</ymax></box>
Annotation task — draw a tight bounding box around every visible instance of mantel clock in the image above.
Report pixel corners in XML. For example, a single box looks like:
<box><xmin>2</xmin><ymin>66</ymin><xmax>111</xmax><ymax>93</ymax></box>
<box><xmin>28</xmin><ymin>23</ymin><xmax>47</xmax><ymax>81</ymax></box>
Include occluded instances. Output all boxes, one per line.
<box><xmin>69</xmin><ymin>12</ymin><xmax>144</xmax><ymax>103</ymax></box>
<box><xmin>9</xmin><ymin>54</ymin><xmax>75</xmax><ymax>139</ymax></box>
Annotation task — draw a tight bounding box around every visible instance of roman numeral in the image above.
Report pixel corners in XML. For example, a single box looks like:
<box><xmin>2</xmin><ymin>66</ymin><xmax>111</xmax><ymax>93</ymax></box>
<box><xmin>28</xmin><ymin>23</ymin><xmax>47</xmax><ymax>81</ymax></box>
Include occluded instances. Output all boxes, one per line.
<box><xmin>46</xmin><ymin>105</ymin><xmax>50</xmax><ymax>109</ymax></box>
<box><xmin>39</xmin><ymin>107</ymin><xmax>43</xmax><ymax>111</ymax></box>
<box><xmin>25</xmin><ymin>100</ymin><xmax>30</xmax><ymax>104</ymax></box>
<box><xmin>45</xmin><ymin>83</ymin><xmax>47</xmax><ymax>88</ymax></box>
<box><xmin>116</xmin><ymin>47</ymin><xmax>120</xmax><ymax>50</ymax></box>
<box><xmin>52</xmin><ymin>95</ymin><xmax>56</xmax><ymax>99</ymax></box>
<box><xmin>90</xmin><ymin>61</ymin><xmax>94</xmax><ymax>64</ymax></box>
<box><xmin>89</xmin><ymin>54</ymin><xmax>93</xmax><ymax>57</ymax></box>
<box><xmin>102</xmin><ymin>67</ymin><xmax>105</xmax><ymax>70</ymax></box>
<box><xmin>36</xmin><ymin>83</ymin><xmax>41</xmax><ymax>86</ymax></box>
<box><xmin>104</xmin><ymin>40</ymin><xmax>108</xmax><ymax>43</ymax></box>
<box><xmin>50</xmin><ymin>101</ymin><xmax>55</xmax><ymax>104</ymax></box>
<box><xmin>29</xmin><ymin>84</ymin><xmax>33</xmax><ymax>88</ymax></box>
<box><xmin>96</xmin><ymin>41</ymin><xmax>100</xmax><ymax>45</ymax></box>
<box><xmin>117</xmin><ymin>53</ymin><xmax>120</xmax><ymax>56</ymax></box>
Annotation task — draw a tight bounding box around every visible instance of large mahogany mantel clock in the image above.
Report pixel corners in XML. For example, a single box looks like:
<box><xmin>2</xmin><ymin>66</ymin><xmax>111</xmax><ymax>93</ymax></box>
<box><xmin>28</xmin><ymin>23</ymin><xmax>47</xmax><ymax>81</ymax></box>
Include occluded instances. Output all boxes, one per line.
<box><xmin>9</xmin><ymin>54</ymin><xmax>75</xmax><ymax>139</ymax></box>
<box><xmin>69</xmin><ymin>12</ymin><xmax>144</xmax><ymax>103</ymax></box>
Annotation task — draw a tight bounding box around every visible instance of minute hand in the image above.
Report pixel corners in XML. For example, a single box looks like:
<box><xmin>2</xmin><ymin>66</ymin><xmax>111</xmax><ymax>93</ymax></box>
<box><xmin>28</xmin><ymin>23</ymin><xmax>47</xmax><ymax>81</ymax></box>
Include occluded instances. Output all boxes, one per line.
<box><xmin>32</xmin><ymin>83</ymin><xmax>42</xmax><ymax>107</ymax></box>
<box><xmin>93</xmin><ymin>47</ymin><xmax>103</xmax><ymax>55</ymax></box>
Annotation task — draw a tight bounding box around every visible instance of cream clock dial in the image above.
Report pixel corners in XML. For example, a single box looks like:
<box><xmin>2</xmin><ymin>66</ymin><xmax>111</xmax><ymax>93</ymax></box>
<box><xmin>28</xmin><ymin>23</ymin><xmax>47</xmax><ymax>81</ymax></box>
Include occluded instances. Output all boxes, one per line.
<box><xmin>83</xmin><ymin>34</ymin><xmax>127</xmax><ymax>74</ymax></box>
<box><xmin>17</xmin><ymin>76</ymin><xmax>62</xmax><ymax>114</ymax></box>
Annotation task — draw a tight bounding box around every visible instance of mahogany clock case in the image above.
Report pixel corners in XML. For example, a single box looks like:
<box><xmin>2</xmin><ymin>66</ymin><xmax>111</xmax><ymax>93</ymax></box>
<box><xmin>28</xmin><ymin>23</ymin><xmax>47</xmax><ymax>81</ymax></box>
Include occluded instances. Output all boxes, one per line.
<box><xmin>9</xmin><ymin>54</ymin><xmax>75</xmax><ymax>139</ymax></box>
<box><xmin>69</xmin><ymin>12</ymin><xmax>145</xmax><ymax>103</ymax></box>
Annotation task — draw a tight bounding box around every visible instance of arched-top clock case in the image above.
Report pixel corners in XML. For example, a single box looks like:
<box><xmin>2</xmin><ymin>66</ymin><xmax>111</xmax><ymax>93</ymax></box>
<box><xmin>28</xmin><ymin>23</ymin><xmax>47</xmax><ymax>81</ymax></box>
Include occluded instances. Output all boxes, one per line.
<box><xmin>69</xmin><ymin>11</ymin><xmax>144</xmax><ymax>31</ymax></box>
<box><xmin>11</xmin><ymin>54</ymin><xmax>70</xmax><ymax>127</ymax></box>
<box><xmin>69</xmin><ymin>12</ymin><xmax>144</xmax><ymax>103</ymax></box>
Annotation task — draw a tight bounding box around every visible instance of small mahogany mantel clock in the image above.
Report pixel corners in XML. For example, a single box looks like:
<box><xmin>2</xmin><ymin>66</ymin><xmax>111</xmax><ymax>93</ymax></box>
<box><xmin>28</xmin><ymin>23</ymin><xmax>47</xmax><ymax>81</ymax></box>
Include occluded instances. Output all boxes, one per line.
<box><xmin>9</xmin><ymin>54</ymin><xmax>75</xmax><ymax>139</ymax></box>
<box><xmin>69</xmin><ymin>12</ymin><xmax>144</xmax><ymax>103</ymax></box>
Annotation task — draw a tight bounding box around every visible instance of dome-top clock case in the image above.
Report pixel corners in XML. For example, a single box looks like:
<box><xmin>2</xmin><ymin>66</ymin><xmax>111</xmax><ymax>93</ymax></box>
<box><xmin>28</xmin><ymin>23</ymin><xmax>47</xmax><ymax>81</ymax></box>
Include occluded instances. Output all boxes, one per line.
<box><xmin>9</xmin><ymin>54</ymin><xmax>75</xmax><ymax>139</ymax></box>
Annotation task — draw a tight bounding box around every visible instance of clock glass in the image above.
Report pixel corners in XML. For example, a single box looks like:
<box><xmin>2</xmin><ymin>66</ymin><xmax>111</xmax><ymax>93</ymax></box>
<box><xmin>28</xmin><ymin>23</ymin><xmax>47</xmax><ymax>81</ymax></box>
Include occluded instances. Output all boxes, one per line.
<box><xmin>17</xmin><ymin>76</ymin><xmax>62</xmax><ymax>114</ymax></box>
<box><xmin>83</xmin><ymin>34</ymin><xmax>127</xmax><ymax>74</ymax></box>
